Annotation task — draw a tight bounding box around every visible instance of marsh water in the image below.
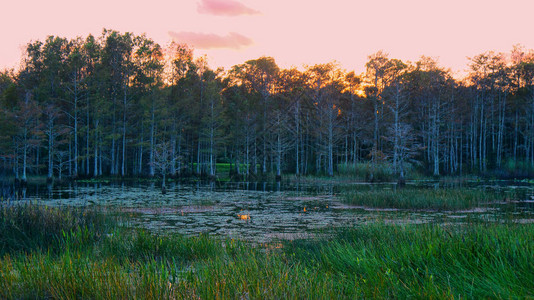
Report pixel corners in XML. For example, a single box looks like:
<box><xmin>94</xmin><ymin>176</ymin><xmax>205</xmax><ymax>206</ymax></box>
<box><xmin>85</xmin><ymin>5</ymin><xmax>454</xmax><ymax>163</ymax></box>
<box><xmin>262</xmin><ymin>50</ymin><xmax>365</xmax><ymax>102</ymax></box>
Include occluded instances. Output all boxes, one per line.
<box><xmin>6</xmin><ymin>180</ymin><xmax>534</xmax><ymax>242</ymax></box>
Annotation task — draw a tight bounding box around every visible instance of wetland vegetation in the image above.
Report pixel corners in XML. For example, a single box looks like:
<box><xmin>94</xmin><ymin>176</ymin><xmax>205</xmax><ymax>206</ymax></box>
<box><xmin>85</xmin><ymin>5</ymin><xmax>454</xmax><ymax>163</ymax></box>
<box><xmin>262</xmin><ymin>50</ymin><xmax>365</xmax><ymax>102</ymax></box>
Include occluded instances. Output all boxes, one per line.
<box><xmin>2</xmin><ymin>29</ymin><xmax>534</xmax><ymax>299</ymax></box>
<box><xmin>1</xmin><ymin>204</ymin><xmax>534</xmax><ymax>299</ymax></box>
<box><xmin>0</xmin><ymin>178</ymin><xmax>533</xmax><ymax>298</ymax></box>
<box><xmin>342</xmin><ymin>188</ymin><xmax>507</xmax><ymax>210</ymax></box>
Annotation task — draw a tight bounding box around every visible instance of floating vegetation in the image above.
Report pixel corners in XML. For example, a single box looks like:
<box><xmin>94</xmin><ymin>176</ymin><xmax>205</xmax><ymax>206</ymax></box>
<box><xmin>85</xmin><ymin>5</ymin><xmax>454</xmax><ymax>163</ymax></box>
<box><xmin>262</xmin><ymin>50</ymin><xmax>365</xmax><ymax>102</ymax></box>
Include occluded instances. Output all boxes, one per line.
<box><xmin>1</xmin><ymin>204</ymin><xmax>534</xmax><ymax>299</ymax></box>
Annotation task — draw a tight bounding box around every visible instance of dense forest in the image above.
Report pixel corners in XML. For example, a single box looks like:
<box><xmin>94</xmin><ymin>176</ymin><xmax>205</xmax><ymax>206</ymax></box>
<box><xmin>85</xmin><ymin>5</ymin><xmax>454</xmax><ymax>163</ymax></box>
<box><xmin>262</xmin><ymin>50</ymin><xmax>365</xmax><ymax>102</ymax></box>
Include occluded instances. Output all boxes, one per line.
<box><xmin>1</xmin><ymin>29</ymin><xmax>534</xmax><ymax>182</ymax></box>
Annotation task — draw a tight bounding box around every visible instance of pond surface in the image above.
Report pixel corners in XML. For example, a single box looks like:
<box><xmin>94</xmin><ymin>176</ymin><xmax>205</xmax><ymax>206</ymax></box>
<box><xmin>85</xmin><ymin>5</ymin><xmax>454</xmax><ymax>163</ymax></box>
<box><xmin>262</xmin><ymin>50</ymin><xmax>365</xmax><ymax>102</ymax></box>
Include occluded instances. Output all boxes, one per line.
<box><xmin>5</xmin><ymin>180</ymin><xmax>534</xmax><ymax>242</ymax></box>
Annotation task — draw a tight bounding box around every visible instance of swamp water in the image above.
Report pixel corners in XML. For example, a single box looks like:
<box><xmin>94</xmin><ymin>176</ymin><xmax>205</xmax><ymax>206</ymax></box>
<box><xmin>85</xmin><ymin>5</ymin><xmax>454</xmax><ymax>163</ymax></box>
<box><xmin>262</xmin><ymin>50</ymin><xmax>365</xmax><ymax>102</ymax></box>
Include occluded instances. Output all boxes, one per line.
<box><xmin>6</xmin><ymin>180</ymin><xmax>534</xmax><ymax>242</ymax></box>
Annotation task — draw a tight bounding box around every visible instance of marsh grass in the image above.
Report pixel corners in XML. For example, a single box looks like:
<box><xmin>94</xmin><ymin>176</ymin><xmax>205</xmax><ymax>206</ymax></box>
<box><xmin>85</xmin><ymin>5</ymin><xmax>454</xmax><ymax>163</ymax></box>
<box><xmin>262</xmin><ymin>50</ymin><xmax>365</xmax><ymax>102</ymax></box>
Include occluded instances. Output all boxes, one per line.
<box><xmin>285</xmin><ymin>223</ymin><xmax>534</xmax><ymax>298</ymax></box>
<box><xmin>1</xmin><ymin>204</ymin><xmax>533</xmax><ymax>299</ymax></box>
<box><xmin>343</xmin><ymin>188</ymin><xmax>504</xmax><ymax>210</ymax></box>
<box><xmin>0</xmin><ymin>204</ymin><xmax>112</xmax><ymax>255</ymax></box>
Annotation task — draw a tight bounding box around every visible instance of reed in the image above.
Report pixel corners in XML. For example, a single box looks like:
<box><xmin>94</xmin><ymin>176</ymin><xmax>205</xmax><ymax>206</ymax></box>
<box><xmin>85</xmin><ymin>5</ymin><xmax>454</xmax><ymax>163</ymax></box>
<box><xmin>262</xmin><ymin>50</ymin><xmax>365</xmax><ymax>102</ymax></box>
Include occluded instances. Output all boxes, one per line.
<box><xmin>0</xmin><ymin>204</ymin><xmax>111</xmax><ymax>255</ymax></box>
<box><xmin>343</xmin><ymin>188</ymin><xmax>503</xmax><ymax>210</ymax></box>
<box><xmin>1</xmin><ymin>204</ymin><xmax>533</xmax><ymax>299</ymax></box>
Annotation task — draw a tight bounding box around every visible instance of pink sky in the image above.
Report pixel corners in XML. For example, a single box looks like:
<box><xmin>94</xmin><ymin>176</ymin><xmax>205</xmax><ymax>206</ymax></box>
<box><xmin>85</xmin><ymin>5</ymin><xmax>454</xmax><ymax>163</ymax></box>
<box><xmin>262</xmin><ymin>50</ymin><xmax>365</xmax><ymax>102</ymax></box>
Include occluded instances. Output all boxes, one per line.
<box><xmin>1</xmin><ymin>0</ymin><xmax>533</xmax><ymax>75</ymax></box>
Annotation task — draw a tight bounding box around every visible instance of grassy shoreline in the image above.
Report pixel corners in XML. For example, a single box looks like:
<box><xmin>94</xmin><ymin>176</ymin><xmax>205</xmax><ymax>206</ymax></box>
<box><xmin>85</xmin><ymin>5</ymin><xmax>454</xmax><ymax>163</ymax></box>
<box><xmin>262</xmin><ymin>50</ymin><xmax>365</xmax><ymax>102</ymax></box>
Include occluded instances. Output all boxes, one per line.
<box><xmin>342</xmin><ymin>188</ymin><xmax>508</xmax><ymax>210</ymax></box>
<box><xmin>1</xmin><ymin>204</ymin><xmax>533</xmax><ymax>298</ymax></box>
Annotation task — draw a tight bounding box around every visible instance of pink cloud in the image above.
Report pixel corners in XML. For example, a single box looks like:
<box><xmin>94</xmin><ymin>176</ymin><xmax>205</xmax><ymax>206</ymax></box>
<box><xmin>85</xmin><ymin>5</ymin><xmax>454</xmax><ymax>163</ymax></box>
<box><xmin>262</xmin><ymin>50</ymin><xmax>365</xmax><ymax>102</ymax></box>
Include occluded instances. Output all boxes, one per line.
<box><xmin>169</xmin><ymin>31</ymin><xmax>253</xmax><ymax>50</ymax></box>
<box><xmin>197</xmin><ymin>0</ymin><xmax>260</xmax><ymax>16</ymax></box>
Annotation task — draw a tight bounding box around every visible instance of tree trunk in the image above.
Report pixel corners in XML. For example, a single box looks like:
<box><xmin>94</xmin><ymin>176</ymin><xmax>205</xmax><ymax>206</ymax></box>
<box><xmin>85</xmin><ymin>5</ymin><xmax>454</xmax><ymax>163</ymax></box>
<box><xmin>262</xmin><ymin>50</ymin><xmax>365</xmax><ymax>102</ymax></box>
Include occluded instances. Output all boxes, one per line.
<box><xmin>295</xmin><ymin>100</ymin><xmax>300</xmax><ymax>175</ymax></box>
<box><xmin>73</xmin><ymin>74</ymin><xmax>78</xmax><ymax>177</ymax></box>
<box><xmin>121</xmin><ymin>88</ymin><xmax>127</xmax><ymax>177</ymax></box>
<box><xmin>149</xmin><ymin>103</ymin><xmax>155</xmax><ymax>177</ymax></box>
<box><xmin>47</xmin><ymin>119</ymin><xmax>53</xmax><ymax>180</ymax></box>
<box><xmin>22</xmin><ymin>130</ymin><xmax>27</xmax><ymax>182</ymax></box>
<box><xmin>139</xmin><ymin>122</ymin><xmax>144</xmax><ymax>175</ymax></box>
<box><xmin>93</xmin><ymin>119</ymin><xmax>99</xmax><ymax>177</ymax></box>
<box><xmin>86</xmin><ymin>94</ymin><xmax>90</xmax><ymax>176</ymax></box>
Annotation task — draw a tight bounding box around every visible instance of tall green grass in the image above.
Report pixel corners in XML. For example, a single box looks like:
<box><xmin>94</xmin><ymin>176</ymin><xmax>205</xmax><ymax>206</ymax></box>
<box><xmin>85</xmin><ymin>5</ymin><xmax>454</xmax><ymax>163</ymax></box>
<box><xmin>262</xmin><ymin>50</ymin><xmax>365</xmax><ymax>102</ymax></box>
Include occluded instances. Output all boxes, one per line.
<box><xmin>0</xmin><ymin>204</ymin><xmax>112</xmax><ymax>255</ymax></box>
<box><xmin>1</xmin><ymin>204</ymin><xmax>534</xmax><ymax>299</ymax></box>
<box><xmin>343</xmin><ymin>188</ymin><xmax>504</xmax><ymax>210</ymax></box>
<box><xmin>285</xmin><ymin>223</ymin><xmax>534</xmax><ymax>298</ymax></box>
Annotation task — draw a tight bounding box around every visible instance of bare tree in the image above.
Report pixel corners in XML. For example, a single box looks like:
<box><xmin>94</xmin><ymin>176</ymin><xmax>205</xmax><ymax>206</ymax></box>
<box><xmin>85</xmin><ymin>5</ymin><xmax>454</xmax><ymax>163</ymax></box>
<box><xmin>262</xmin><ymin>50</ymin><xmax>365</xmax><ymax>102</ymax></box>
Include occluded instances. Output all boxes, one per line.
<box><xmin>13</xmin><ymin>95</ymin><xmax>42</xmax><ymax>182</ymax></box>
<box><xmin>54</xmin><ymin>150</ymin><xmax>70</xmax><ymax>181</ymax></box>
<box><xmin>383</xmin><ymin>59</ymin><xmax>409</xmax><ymax>180</ymax></box>
<box><xmin>43</xmin><ymin>104</ymin><xmax>62</xmax><ymax>180</ymax></box>
<box><xmin>151</xmin><ymin>141</ymin><xmax>174</xmax><ymax>194</ymax></box>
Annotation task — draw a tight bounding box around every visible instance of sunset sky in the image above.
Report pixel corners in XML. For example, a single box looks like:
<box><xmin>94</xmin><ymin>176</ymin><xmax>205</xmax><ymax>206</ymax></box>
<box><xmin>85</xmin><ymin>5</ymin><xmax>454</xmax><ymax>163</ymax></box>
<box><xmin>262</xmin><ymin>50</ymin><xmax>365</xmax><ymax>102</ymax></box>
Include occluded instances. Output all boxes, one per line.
<box><xmin>1</xmin><ymin>0</ymin><xmax>533</xmax><ymax>75</ymax></box>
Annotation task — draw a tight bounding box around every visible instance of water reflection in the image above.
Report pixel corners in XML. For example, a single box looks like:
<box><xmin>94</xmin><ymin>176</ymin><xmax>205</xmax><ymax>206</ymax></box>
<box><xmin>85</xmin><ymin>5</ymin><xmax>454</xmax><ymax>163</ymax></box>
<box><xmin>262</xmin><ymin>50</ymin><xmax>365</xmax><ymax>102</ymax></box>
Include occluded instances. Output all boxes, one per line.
<box><xmin>2</xmin><ymin>179</ymin><xmax>534</xmax><ymax>242</ymax></box>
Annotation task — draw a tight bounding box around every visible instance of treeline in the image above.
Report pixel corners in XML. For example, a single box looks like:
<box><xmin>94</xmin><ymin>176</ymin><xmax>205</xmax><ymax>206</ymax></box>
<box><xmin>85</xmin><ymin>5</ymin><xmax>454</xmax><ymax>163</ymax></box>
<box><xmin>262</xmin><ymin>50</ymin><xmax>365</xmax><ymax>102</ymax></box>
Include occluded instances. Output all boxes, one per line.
<box><xmin>1</xmin><ymin>30</ymin><xmax>534</xmax><ymax>182</ymax></box>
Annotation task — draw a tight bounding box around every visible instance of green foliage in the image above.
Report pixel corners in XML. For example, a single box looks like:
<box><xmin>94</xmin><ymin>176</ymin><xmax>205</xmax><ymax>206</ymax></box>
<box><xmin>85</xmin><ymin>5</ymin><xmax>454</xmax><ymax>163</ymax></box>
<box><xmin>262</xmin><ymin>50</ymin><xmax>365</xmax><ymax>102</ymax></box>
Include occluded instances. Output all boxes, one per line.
<box><xmin>500</xmin><ymin>159</ymin><xmax>534</xmax><ymax>178</ymax></box>
<box><xmin>3</xmin><ymin>31</ymin><xmax>534</xmax><ymax>180</ymax></box>
<box><xmin>337</xmin><ymin>162</ymin><xmax>403</xmax><ymax>181</ymax></box>
<box><xmin>285</xmin><ymin>223</ymin><xmax>534</xmax><ymax>298</ymax></box>
<box><xmin>1</xmin><ymin>205</ymin><xmax>533</xmax><ymax>299</ymax></box>
<box><xmin>76</xmin><ymin>178</ymin><xmax>112</xmax><ymax>183</ymax></box>
<box><xmin>99</xmin><ymin>229</ymin><xmax>228</xmax><ymax>264</ymax></box>
<box><xmin>0</xmin><ymin>204</ymin><xmax>112</xmax><ymax>255</ymax></box>
<box><xmin>342</xmin><ymin>188</ymin><xmax>504</xmax><ymax>210</ymax></box>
